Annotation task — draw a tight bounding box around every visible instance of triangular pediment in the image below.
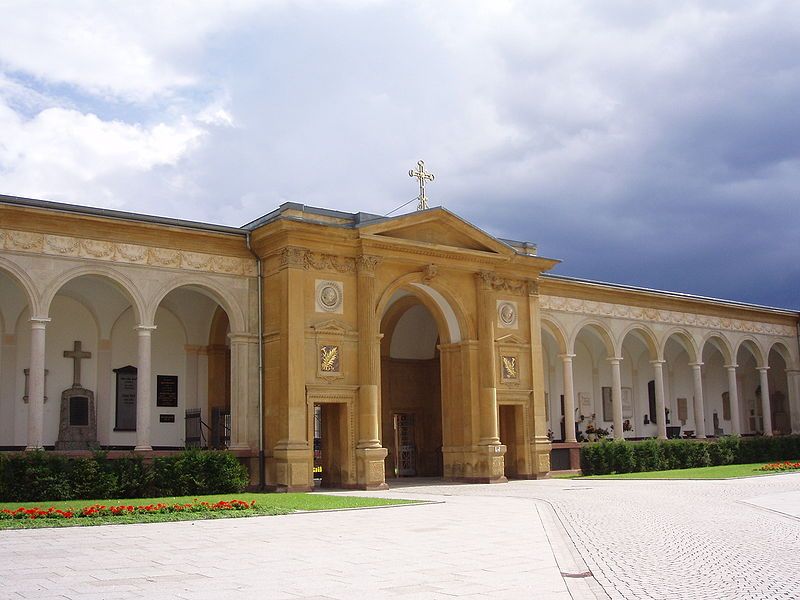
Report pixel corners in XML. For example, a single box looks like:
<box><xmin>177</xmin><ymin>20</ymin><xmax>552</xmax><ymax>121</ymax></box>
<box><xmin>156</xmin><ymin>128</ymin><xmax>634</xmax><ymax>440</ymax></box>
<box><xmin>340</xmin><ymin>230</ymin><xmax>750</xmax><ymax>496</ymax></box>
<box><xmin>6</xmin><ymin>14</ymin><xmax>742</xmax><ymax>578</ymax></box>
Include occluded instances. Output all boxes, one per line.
<box><xmin>310</xmin><ymin>319</ymin><xmax>352</xmax><ymax>336</ymax></box>
<box><xmin>495</xmin><ymin>333</ymin><xmax>528</xmax><ymax>346</ymax></box>
<box><xmin>359</xmin><ymin>208</ymin><xmax>513</xmax><ymax>256</ymax></box>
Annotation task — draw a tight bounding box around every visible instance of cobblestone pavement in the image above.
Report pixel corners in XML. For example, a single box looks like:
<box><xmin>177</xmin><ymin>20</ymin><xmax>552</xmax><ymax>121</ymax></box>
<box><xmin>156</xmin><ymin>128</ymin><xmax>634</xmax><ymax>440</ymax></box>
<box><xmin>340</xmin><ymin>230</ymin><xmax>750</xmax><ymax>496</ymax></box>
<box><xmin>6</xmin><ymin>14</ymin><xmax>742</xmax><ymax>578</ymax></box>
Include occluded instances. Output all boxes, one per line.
<box><xmin>2</xmin><ymin>474</ymin><xmax>798</xmax><ymax>600</ymax></box>
<box><xmin>371</xmin><ymin>473</ymin><xmax>800</xmax><ymax>600</ymax></box>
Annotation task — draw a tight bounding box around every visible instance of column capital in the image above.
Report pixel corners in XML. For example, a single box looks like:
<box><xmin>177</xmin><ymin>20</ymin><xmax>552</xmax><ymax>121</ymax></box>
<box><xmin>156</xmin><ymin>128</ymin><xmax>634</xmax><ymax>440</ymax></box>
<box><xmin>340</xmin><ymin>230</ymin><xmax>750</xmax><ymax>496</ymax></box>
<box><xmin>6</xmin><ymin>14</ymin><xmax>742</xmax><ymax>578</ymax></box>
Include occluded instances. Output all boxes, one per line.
<box><xmin>280</xmin><ymin>246</ymin><xmax>309</xmax><ymax>269</ymax></box>
<box><xmin>607</xmin><ymin>356</ymin><xmax>623</xmax><ymax>365</ymax></box>
<box><xmin>724</xmin><ymin>364</ymin><xmax>739</xmax><ymax>370</ymax></box>
<box><xmin>356</xmin><ymin>254</ymin><xmax>381</xmax><ymax>275</ymax></box>
<box><xmin>228</xmin><ymin>332</ymin><xmax>258</xmax><ymax>344</ymax></box>
<box><xmin>29</xmin><ymin>317</ymin><xmax>51</xmax><ymax>328</ymax></box>
<box><xmin>757</xmin><ymin>366</ymin><xmax>770</xmax><ymax>372</ymax></box>
<box><xmin>649</xmin><ymin>359</ymin><xmax>666</xmax><ymax>366</ymax></box>
<box><xmin>689</xmin><ymin>362</ymin><xmax>704</xmax><ymax>368</ymax></box>
<box><xmin>135</xmin><ymin>325</ymin><xmax>157</xmax><ymax>335</ymax></box>
<box><xmin>558</xmin><ymin>353</ymin><xmax>576</xmax><ymax>360</ymax></box>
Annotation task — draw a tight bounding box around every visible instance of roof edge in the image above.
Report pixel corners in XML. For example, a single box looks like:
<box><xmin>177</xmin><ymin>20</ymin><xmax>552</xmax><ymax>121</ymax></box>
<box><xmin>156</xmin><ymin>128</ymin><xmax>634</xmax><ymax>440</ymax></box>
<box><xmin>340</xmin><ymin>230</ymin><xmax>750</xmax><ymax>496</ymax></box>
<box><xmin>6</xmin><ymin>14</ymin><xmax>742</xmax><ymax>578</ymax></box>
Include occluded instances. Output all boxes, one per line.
<box><xmin>542</xmin><ymin>273</ymin><xmax>800</xmax><ymax>317</ymax></box>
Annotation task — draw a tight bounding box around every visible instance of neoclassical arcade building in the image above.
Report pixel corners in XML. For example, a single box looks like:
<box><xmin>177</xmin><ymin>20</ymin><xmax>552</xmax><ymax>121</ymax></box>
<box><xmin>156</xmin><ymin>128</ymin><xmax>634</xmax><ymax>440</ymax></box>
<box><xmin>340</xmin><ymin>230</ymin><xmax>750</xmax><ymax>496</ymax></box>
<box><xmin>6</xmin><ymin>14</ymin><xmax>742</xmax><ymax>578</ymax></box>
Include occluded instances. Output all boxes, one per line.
<box><xmin>0</xmin><ymin>194</ymin><xmax>798</xmax><ymax>489</ymax></box>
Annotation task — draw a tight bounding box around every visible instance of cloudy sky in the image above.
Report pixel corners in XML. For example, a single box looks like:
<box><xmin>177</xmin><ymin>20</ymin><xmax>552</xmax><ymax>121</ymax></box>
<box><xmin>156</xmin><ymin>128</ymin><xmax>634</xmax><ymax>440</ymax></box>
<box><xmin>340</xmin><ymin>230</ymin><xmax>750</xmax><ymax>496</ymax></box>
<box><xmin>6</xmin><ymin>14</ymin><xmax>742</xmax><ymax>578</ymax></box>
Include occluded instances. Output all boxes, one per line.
<box><xmin>1</xmin><ymin>1</ymin><xmax>798</xmax><ymax>308</ymax></box>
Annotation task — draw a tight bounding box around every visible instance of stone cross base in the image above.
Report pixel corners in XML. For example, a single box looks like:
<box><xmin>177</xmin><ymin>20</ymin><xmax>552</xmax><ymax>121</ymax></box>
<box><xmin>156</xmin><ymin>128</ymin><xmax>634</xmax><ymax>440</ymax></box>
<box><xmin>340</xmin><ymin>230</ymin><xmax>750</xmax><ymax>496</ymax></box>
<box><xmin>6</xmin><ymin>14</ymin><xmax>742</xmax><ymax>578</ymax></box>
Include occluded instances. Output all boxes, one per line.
<box><xmin>55</xmin><ymin>386</ymin><xmax>98</xmax><ymax>451</ymax></box>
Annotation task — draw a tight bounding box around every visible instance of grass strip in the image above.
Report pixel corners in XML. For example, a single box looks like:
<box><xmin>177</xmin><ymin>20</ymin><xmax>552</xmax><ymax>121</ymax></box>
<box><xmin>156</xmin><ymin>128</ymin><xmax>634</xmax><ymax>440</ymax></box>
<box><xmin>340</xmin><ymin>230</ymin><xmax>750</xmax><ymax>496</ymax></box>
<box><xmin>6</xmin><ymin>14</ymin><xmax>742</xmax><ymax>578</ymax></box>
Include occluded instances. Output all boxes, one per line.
<box><xmin>0</xmin><ymin>492</ymin><xmax>416</xmax><ymax>530</ymax></box>
<box><xmin>577</xmin><ymin>461</ymin><xmax>800</xmax><ymax>480</ymax></box>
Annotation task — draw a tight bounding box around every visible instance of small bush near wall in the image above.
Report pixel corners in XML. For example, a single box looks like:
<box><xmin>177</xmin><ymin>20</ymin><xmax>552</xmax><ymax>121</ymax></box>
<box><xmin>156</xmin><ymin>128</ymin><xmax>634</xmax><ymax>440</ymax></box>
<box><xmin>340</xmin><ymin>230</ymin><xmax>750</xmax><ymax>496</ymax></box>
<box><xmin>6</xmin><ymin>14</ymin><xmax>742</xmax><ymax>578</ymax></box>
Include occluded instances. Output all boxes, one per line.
<box><xmin>0</xmin><ymin>450</ymin><xmax>248</xmax><ymax>502</ymax></box>
<box><xmin>580</xmin><ymin>435</ymin><xmax>800</xmax><ymax>475</ymax></box>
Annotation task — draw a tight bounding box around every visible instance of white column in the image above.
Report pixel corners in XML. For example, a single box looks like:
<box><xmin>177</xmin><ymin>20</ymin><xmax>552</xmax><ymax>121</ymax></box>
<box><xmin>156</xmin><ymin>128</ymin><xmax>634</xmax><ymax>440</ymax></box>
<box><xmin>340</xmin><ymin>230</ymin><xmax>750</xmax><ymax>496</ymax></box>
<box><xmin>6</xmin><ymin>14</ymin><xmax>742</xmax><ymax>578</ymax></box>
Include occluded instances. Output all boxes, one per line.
<box><xmin>134</xmin><ymin>325</ymin><xmax>156</xmax><ymax>451</ymax></box>
<box><xmin>560</xmin><ymin>353</ymin><xmax>577</xmax><ymax>443</ymax></box>
<box><xmin>725</xmin><ymin>365</ymin><xmax>741</xmax><ymax>435</ymax></box>
<box><xmin>608</xmin><ymin>357</ymin><xmax>624</xmax><ymax>439</ymax></box>
<box><xmin>651</xmin><ymin>360</ymin><xmax>667</xmax><ymax>440</ymax></box>
<box><xmin>690</xmin><ymin>362</ymin><xmax>707</xmax><ymax>438</ymax></box>
<box><xmin>787</xmin><ymin>369</ymin><xmax>800</xmax><ymax>435</ymax></box>
<box><xmin>758</xmin><ymin>367</ymin><xmax>773</xmax><ymax>436</ymax></box>
<box><xmin>26</xmin><ymin>318</ymin><xmax>50</xmax><ymax>450</ymax></box>
<box><xmin>228</xmin><ymin>333</ymin><xmax>255</xmax><ymax>450</ymax></box>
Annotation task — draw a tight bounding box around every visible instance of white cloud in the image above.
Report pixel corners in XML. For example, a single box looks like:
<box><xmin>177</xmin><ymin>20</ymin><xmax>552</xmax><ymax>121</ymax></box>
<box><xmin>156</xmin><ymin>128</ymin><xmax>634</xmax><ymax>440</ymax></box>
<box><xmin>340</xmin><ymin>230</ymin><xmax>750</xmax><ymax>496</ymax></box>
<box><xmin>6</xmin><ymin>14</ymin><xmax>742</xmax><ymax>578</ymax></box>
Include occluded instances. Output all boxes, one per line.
<box><xmin>0</xmin><ymin>102</ymin><xmax>204</xmax><ymax>205</ymax></box>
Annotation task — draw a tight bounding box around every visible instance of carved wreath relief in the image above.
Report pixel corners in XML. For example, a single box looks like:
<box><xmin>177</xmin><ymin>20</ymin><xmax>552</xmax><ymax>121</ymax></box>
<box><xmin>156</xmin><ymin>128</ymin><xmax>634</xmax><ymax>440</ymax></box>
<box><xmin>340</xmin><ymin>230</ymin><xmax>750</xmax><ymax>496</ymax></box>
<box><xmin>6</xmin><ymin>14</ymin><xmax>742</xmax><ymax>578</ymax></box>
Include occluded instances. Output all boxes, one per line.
<box><xmin>315</xmin><ymin>280</ymin><xmax>343</xmax><ymax>314</ymax></box>
<box><xmin>497</xmin><ymin>300</ymin><xmax>518</xmax><ymax>329</ymax></box>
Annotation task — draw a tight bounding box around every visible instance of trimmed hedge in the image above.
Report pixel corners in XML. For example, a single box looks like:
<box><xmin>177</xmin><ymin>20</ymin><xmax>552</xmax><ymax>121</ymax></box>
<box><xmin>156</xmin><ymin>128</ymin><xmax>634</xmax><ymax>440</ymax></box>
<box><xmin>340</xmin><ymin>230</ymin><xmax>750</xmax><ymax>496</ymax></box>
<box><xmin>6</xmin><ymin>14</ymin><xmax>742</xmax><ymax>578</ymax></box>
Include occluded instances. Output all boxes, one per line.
<box><xmin>580</xmin><ymin>435</ymin><xmax>800</xmax><ymax>475</ymax></box>
<box><xmin>0</xmin><ymin>450</ymin><xmax>249</xmax><ymax>502</ymax></box>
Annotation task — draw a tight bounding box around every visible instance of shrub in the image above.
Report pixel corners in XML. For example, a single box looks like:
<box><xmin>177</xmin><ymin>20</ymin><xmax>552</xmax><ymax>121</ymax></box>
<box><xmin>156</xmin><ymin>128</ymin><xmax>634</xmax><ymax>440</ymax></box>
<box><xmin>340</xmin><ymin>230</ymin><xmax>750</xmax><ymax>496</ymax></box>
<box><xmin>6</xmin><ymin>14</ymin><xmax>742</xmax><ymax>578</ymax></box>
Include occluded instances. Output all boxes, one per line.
<box><xmin>111</xmin><ymin>455</ymin><xmax>151</xmax><ymax>498</ymax></box>
<box><xmin>1</xmin><ymin>452</ymin><xmax>71</xmax><ymax>502</ymax></box>
<box><xmin>68</xmin><ymin>454</ymin><xmax>117</xmax><ymax>499</ymax></box>
<box><xmin>0</xmin><ymin>449</ymin><xmax>248</xmax><ymax>502</ymax></box>
<box><xmin>632</xmin><ymin>439</ymin><xmax>664</xmax><ymax>472</ymax></box>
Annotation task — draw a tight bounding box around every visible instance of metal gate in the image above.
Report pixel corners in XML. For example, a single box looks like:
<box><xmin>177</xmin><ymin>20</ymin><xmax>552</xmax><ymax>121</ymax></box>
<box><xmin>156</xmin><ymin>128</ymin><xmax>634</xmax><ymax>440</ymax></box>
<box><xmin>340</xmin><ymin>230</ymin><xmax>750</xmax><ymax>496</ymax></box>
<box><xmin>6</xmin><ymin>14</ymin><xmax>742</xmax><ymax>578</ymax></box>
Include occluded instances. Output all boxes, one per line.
<box><xmin>394</xmin><ymin>413</ymin><xmax>416</xmax><ymax>477</ymax></box>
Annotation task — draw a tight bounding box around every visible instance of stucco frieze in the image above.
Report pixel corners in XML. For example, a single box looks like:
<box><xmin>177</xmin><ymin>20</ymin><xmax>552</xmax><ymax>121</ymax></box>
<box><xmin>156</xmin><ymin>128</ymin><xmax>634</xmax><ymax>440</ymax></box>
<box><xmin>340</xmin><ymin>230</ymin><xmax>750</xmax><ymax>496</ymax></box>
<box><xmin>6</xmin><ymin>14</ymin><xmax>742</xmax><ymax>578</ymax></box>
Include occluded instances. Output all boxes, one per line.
<box><xmin>476</xmin><ymin>270</ymin><xmax>528</xmax><ymax>296</ymax></box>
<box><xmin>307</xmin><ymin>252</ymin><xmax>357</xmax><ymax>273</ymax></box>
<box><xmin>539</xmin><ymin>294</ymin><xmax>796</xmax><ymax>337</ymax></box>
<box><xmin>1</xmin><ymin>227</ymin><xmax>257</xmax><ymax>277</ymax></box>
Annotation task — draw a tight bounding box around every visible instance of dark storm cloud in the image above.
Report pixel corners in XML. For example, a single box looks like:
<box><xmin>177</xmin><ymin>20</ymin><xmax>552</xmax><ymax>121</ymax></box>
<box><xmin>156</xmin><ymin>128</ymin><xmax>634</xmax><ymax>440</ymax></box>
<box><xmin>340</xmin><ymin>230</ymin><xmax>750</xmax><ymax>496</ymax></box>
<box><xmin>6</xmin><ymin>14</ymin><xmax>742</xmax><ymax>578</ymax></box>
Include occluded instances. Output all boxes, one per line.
<box><xmin>0</xmin><ymin>1</ymin><xmax>798</xmax><ymax>308</ymax></box>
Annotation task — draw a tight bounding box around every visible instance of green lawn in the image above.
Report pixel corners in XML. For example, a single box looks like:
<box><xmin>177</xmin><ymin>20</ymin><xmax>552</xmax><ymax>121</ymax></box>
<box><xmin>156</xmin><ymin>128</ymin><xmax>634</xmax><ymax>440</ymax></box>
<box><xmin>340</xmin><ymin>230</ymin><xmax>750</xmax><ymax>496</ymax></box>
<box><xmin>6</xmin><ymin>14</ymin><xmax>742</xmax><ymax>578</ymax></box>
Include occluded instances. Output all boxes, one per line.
<box><xmin>0</xmin><ymin>492</ymin><xmax>417</xmax><ymax>530</ymax></box>
<box><xmin>577</xmin><ymin>462</ymin><xmax>800</xmax><ymax>480</ymax></box>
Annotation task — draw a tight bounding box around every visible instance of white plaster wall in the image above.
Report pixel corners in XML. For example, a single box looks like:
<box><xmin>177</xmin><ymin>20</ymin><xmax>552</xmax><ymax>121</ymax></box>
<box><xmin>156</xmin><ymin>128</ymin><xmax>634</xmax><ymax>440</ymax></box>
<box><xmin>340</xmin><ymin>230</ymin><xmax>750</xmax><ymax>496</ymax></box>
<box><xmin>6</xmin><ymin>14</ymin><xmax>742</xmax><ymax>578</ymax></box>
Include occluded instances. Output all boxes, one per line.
<box><xmin>111</xmin><ymin>306</ymin><xmax>187</xmax><ymax>447</ymax></box>
<box><xmin>390</xmin><ymin>304</ymin><xmax>439</xmax><ymax>360</ymax></box>
<box><xmin>14</xmin><ymin>298</ymin><xmax>99</xmax><ymax>446</ymax></box>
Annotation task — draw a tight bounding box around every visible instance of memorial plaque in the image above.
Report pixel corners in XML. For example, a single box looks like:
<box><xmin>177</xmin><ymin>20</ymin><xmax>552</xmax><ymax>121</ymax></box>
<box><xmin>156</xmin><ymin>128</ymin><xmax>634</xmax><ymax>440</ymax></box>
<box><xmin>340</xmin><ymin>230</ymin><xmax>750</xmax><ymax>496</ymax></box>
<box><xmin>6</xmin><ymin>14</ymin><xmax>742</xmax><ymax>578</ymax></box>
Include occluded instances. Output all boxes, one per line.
<box><xmin>157</xmin><ymin>375</ymin><xmax>178</xmax><ymax>407</ymax></box>
<box><xmin>69</xmin><ymin>396</ymin><xmax>89</xmax><ymax>427</ymax></box>
<box><xmin>159</xmin><ymin>413</ymin><xmax>176</xmax><ymax>423</ymax></box>
<box><xmin>114</xmin><ymin>365</ymin><xmax>137</xmax><ymax>431</ymax></box>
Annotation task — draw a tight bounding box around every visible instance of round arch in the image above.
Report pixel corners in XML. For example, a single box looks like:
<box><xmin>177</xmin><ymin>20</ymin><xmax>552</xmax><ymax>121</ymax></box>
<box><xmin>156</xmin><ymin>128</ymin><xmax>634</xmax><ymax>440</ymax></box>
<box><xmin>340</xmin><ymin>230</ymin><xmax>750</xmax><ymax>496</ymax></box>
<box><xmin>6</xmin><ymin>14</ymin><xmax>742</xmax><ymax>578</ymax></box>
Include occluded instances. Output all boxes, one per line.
<box><xmin>570</xmin><ymin>319</ymin><xmax>615</xmax><ymax>357</ymax></box>
<box><xmin>700</xmin><ymin>332</ymin><xmax>735</xmax><ymax>366</ymax></box>
<box><xmin>41</xmin><ymin>266</ymin><xmax>146</xmax><ymax>325</ymax></box>
<box><xmin>0</xmin><ymin>256</ymin><xmax>40</xmax><ymax>317</ymax></box>
<box><xmin>660</xmin><ymin>328</ymin><xmax>700</xmax><ymax>363</ymax></box>
<box><xmin>767</xmin><ymin>340</ymin><xmax>797</xmax><ymax>369</ymax></box>
<box><xmin>376</xmin><ymin>274</ymin><xmax>473</xmax><ymax>344</ymax></box>
<box><xmin>147</xmin><ymin>277</ymin><xmax>246</xmax><ymax>333</ymax></box>
<box><xmin>540</xmin><ymin>316</ymin><xmax>568</xmax><ymax>354</ymax></box>
<box><xmin>734</xmin><ymin>337</ymin><xmax>766</xmax><ymax>368</ymax></box>
<box><xmin>618</xmin><ymin>323</ymin><xmax>659</xmax><ymax>361</ymax></box>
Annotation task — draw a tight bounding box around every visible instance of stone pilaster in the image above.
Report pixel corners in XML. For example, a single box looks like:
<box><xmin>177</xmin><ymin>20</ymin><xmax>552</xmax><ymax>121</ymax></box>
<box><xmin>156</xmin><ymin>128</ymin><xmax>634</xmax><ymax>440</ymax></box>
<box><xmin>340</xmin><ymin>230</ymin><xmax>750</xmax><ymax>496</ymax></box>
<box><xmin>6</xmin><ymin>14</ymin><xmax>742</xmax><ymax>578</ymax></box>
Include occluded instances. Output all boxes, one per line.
<box><xmin>355</xmin><ymin>254</ymin><xmax>388</xmax><ymax>490</ymax></box>
<box><xmin>526</xmin><ymin>280</ymin><xmax>551</xmax><ymax>476</ymax></box>
<box><xmin>229</xmin><ymin>333</ymin><xmax>257</xmax><ymax>450</ymax></box>
<box><xmin>96</xmin><ymin>339</ymin><xmax>112</xmax><ymax>446</ymax></box>
<box><xmin>474</xmin><ymin>272</ymin><xmax>505</xmax><ymax>483</ymax></box>
<box><xmin>273</xmin><ymin>246</ymin><xmax>312</xmax><ymax>492</ymax></box>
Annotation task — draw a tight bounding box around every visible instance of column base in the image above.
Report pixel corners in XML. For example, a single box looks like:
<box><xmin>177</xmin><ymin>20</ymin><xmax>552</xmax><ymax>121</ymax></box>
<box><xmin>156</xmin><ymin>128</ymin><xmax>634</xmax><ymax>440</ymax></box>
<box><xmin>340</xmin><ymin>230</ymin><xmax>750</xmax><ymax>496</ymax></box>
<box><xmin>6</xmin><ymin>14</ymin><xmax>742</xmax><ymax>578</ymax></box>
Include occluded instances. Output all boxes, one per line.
<box><xmin>133</xmin><ymin>445</ymin><xmax>153</xmax><ymax>452</ymax></box>
<box><xmin>24</xmin><ymin>445</ymin><xmax>43</xmax><ymax>452</ymax></box>
<box><xmin>356</xmin><ymin>446</ymin><xmax>389</xmax><ymax>490</ymax></box>
<box><xmin>273</xmin><ymin>443</ymin><xmax>313</xmax><ymax>492</ymax></box>
<box><xmin>475</xmin><ymin>444</ymin><xmax>507</xmax><ymax>483</ymax></box>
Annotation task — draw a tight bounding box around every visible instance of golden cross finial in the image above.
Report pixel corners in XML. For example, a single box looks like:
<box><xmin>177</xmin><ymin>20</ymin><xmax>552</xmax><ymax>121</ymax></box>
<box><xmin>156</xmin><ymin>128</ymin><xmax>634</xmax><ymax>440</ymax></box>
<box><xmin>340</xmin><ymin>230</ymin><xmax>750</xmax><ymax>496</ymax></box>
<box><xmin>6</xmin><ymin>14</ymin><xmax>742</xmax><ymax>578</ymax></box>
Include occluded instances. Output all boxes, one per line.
<box><xmin>409</xmin><ymin>160</ymin><xmax>435</xmax><ymax>210</ymax></box>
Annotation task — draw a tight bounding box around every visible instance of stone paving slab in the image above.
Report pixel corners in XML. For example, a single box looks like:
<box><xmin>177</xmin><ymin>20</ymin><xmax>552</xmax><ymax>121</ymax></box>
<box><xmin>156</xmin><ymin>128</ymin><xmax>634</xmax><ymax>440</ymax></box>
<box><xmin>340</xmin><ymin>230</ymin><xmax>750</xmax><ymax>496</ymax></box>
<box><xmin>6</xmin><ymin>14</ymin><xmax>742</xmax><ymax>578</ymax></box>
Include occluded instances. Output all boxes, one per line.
<box><xmin>0</xmin><ymin>494</ymin><xmax>572</xmax><ymax>600</ymax></box>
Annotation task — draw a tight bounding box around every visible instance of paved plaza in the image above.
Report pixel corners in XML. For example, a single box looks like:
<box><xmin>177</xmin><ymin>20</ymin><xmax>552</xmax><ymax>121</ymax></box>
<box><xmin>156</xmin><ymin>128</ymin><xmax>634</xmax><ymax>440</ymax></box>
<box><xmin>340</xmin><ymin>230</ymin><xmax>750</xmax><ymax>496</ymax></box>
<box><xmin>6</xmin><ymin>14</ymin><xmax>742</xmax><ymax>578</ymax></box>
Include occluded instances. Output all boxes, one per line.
<box><xmin>1</xmin><ymin>474</ymin><xmax>799</xmax><ymax>600</ymax></box>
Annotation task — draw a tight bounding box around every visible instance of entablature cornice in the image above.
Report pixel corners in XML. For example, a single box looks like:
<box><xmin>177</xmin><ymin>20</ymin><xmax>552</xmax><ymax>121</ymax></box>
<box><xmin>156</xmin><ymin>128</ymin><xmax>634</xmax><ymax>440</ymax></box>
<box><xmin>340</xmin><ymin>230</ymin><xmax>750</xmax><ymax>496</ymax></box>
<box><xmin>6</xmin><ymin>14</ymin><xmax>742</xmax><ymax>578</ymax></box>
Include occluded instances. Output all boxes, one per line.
<box><xmin>540</xmin><ymin>294</ymin><xmax>797</xmax><ymax>337</ymax></box>
<box><xmin>0</xmin><ymin>227</ymin><xmax>257</xmax><ymax>277</ymax></box>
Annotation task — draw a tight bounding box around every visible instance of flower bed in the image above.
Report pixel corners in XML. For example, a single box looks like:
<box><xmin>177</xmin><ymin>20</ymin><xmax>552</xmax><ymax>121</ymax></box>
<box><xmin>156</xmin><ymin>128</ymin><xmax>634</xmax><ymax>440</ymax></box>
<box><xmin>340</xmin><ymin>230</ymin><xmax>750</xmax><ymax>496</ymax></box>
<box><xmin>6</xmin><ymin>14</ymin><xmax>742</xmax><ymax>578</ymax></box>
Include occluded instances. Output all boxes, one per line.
<box><xmin>0</xmin><ymin>499</ymin><xmax>256</xmax><ymax>520</ymax></box>
<box><xmin>756</xmin><ymin>461</ymin><xmax>800</xmax><ymax>472</ymax></box>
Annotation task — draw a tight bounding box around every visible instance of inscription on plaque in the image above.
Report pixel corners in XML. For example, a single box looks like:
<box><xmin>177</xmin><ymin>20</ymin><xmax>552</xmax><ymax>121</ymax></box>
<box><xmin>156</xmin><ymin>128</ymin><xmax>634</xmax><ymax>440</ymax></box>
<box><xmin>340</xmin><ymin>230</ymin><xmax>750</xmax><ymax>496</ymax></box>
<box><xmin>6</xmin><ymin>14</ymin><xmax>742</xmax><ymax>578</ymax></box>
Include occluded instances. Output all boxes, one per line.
<box><xmin>157</xmin><ymin>375</ymin><xmax>178</xmax><ymax>407</ymax></box>
<box><xmin>159</xmin><ymin>414</ymin><xmax>176</xmax><ymax>423</ymax></box>
<box><xmin>113</xmin><ymin>365</ymin><xmax>137</xmax><ymax>431</ymax></box>
<box><xmin>69</xmin><ymin>396</ymin><xmax>89</xmax><ymax>427</ymax></box>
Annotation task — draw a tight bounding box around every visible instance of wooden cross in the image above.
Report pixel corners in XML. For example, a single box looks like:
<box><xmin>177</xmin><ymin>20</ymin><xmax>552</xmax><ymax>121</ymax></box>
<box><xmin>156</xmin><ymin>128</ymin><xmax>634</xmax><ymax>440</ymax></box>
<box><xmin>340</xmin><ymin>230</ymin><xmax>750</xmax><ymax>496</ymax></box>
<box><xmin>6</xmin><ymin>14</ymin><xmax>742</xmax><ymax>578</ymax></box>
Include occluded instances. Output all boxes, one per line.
<box><xmin>409</xmin><ymin>160</ymin><xmax>435</xmax><ymax>210</ymax></box>
<box><xmin>64</xmin><ymin>340</ymin><xmax>91</xmax><ymax>388</ymax></box>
